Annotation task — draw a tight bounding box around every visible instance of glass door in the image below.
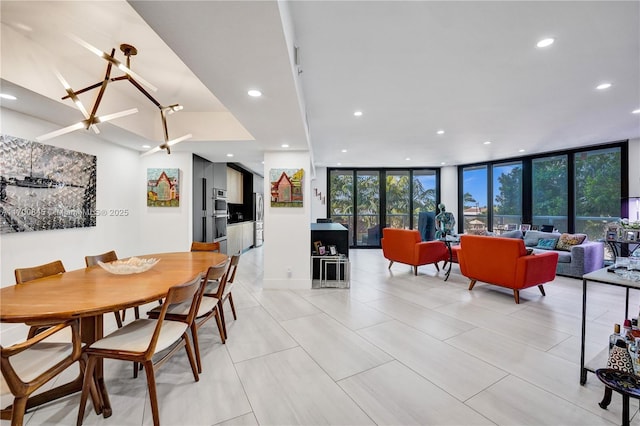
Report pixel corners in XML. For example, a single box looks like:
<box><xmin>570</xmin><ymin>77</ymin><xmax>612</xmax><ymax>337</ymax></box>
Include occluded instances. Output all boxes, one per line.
<box><xmin>356</xmin><ymin>171</ymin><xmax>380</xmax><ymax>246</ymax></box>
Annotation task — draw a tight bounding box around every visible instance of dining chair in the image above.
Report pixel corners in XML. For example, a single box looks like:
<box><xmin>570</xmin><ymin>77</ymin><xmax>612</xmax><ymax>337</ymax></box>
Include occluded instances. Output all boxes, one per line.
<box><xmin>0</xmin><ymin>319</ymin><xmax>94</xmax><ymax>426</ymax></box>
<box><xmin>14</xmin><ymin>260</ymin><xmax>66</xmax><ymax>338</ymax></box>
<box><xmin>190</xmin><ymin>241</ymin><xmax>221</xmax><ymax>252</ymax></box>
<box><xmin>76</xmin><ymin>273</ymin><xmax>203</xmax><ymax>426</ymax></box>
<box><xmin>85</xmin><ymin>250</ymin><xmax>140</xmax><ymax>327</ymax></box>
<box><xmin>204</xmin><ymin>254</ymin><xmax>240</xmax><ymax>337</ymax></box>
<box><xmin>147</xmin><ymin>259</ymin><xmax>229</xmax><ymax>373</ymax></box>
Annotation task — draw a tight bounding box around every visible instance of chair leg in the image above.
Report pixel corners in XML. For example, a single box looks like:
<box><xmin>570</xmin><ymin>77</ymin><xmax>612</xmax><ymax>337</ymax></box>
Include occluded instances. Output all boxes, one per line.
<box><xmin>113</xmin><ymin>311</ymin><xmax>123</xmax><ymax>328</ymax></box>
<box><xmin>413</xmin><ymin>265</ymin><xmax>418</xmax><ymax>275</ymax></box>
<box><xmin>468</xmin><ymin>280</ymin><xmax>476</xmax><ymax>291</ymax></box>
<box><xmin>434</xmin><ymin>262</ymin><xmax>440</xmax><ymax>272</ymax></box>
<box><xmin>388</xmin><ymin>261</ymin><xmax>394</xmax><ymax>269</ymax></box>
<box><xmin>77</xmin><ymin>356</ymin><xmax>98</xmax><ymax>426</ymax></box>
<box><xmin>143</xmin><ymin>361</ymin><xmax>160</xmax><ymax>426</ymax></box>
<box><xmin>215</xmin><ymin>309</ymin><xmax>226</xmax><ymax>343</ymax></box>
<box><xmin>538</xmin><ymin>285</ymin><xmax>546</xmax><ymax>296</ymax></box>
<box><xmin>183</xmin><ymin>334</ymin><xmax>200</xmax><ymax>382</ymax></box>
<box><xmin>513</xmin><ymin>290</ymin><xmax>520</xmax><ymax>304</ymax></box>
<box><xmin>191</xmin><ymin>323</ymin><xmax>202</xmax><ymax>374</ymax></box>
<box><xmin>80</xmin><ymin>356</ymin><xmax>103</xmax><ymax>415</ymax></box>
<box><xmin>219</xmin><ymin>301</ymin><xmax>228</xmax><ymax>339</ymax></box>
<box><xmin>11</xmin><ymin>396</ymin><xmax>27</xmax><ymax>426</ymax></box>
<box><xmin>134</xmin><ymin>306</ymin><xmax>140</xmax><ymax>319</ymax></box>
<box><xmin>228</xmin><ymin>294</ymin><xmax>237</xmax><ymax>320</ymax></box>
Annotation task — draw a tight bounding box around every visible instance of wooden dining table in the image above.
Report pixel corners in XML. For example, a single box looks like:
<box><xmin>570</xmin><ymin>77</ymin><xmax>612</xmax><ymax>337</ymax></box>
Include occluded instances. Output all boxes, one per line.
<box><xmin>0</xmin><ymin>251</ymin><xmax>227</xmax><ymax>418</ymax></box>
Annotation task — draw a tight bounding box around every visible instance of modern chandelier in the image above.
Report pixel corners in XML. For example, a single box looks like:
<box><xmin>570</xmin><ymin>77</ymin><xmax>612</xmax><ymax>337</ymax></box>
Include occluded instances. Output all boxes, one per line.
<box><xmin>36</xmin><ymin>35</ymin><xmax>191</xmax><ymax>155</ymax></box>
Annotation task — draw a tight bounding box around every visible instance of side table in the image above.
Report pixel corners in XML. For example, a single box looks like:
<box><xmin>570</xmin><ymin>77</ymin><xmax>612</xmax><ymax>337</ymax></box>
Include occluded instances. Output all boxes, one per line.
<box><xmin>439</xmin><ymin>235</ymin><xmax>460</xmax><ymax>281</ymax></box>
<box><xmin>596</xmin><ymin>368</ymin><xmax>640</xmax><ymax>426</ymax></box>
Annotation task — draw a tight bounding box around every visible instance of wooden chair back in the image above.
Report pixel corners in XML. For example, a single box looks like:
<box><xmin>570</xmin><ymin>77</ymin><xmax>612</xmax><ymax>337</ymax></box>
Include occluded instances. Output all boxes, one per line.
<box><xmin>84</xmin><ymin>250</ymin><xmax>118</xmax><ymax>267</ymax></box>
<box><xmin>203</xmin><ymin>260</ymin><xmax>230</xmax><ymax>299</ymax></box>
<box><xmin>146</xmin><ymin>273</ymin><xmax>203</xmax><ymax>355</ymax></box>
<box><xmin>1</xmin><ymin>319</ymin><xmax>82</xmax><ymax>425</ymax></box>
<box><xmin>14</xmin><ymin>260</ymin><xmax>65</xmax><ymax>284</ymax></box>
<box><xmin>190</xmin><ymin>241</ymin><xmax>220</xmax><ymax>252</ymax></box>
<box><xmin>226</xmin><ymin>254</ymin><xmax>241</xmax><ymax>283</ymax></box>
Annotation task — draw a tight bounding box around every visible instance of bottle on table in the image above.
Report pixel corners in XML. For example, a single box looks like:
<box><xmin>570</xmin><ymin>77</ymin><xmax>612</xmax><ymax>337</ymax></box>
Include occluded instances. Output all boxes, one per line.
<box><xmin>610</xmin><ymin>323</ymin><xmax>622</xmax><ymax>352</ymax></box>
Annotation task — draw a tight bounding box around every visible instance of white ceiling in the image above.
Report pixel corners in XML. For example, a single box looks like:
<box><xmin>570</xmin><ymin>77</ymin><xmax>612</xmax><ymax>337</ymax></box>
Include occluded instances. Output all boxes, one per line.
<box><xmin>1</xmin><ymin>1</ymin><xmax>639</xmax><ymax>176</ymax></box>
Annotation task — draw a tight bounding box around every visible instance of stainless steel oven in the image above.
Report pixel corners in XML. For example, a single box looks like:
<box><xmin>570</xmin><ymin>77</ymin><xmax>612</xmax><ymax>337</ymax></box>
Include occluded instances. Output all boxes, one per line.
<box><xmin>213</xmin><ymin>188</ymin><xmax>227</xmax><ymax>217</ymax></box>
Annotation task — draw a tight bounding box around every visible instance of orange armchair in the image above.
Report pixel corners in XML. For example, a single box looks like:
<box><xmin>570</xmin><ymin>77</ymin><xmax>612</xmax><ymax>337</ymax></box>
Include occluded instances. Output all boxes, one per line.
<box><xmin>381</xmin><ymin>228</ymin><xmax>449</xmax><ymax>275</ymax></box>
<box><xmin>457</xmin><ymin>235</ymin><xmax>559</xmax><ymax>303</ymax></box>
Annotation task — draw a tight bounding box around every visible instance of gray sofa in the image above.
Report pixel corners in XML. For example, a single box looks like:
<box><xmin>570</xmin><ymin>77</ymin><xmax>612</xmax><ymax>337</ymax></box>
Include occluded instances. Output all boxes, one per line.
<box><xmin>521</xmin><ymin>230</ymin><xmax>604</xmax><ymax>278</ymax></box>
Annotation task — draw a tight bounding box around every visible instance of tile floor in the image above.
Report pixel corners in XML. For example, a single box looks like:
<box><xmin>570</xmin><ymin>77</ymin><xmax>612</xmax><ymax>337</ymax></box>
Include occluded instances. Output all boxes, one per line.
<box><xmin>18</xmin><ymin>246</ymin><xmax>640</xmax><ymax>425</ymax></box>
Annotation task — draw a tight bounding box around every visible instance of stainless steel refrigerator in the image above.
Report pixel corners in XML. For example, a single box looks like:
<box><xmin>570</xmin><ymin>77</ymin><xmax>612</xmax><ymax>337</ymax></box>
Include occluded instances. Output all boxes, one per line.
<box><xmin>253</xmin><ymin>192</ymin><xmax>264</xmax><ymax>247</ymax></box>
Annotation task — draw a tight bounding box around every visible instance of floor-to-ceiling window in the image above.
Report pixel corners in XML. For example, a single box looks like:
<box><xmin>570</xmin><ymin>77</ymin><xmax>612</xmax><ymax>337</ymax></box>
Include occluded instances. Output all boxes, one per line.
<box><xmin>356</xmin><ymin>170</ymin><xmax>380</xmax><ymax>246</ymax></box>
<box><xmin>327</xmin><ymin>168</ymin><xmax>439</xmax><ymax>247</ymax></box>
<box><xmin>461</xmin><ymin>165</ymin><xmax>488</xmax><ymax>233</ymax></box>
<box><xmin>532</xmin><ymin>155</ymin><xmax>568</xmax><ymax>231</ymax></box>
<box><xmin>328</xmin><ymin>170</ymin><xmax>354</xmax><ymax>243</ymax></box>
<box><xmin>386</xmin><ymin>170</ymin><xmax>410</xmax><ymax>231</ymax></box>
<box><xmin>412</xmin><ymin>170</ymin><xmax>437</xmax><ymax>227</ymax></box>
<box><xmin>574</xmin><ymin>147</ymin><xmax>622</xmax><ymax>241</ymax></box>
<box><xmin>457</xmin><ymin>141</ymin><xmax>627</xmax><ymax>239</ymax></box>
<box><xmin>492</xmin><ymin>161</ymin><xmax>523</xmax><ymax>233</ymax></box>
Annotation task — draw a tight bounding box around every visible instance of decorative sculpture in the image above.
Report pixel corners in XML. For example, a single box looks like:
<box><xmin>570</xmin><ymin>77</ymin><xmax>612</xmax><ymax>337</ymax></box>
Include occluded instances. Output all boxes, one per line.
<box><xmin>435</xmin><ymin>203</ymin><xmax>455</xmax><ymax>239</ymax></box>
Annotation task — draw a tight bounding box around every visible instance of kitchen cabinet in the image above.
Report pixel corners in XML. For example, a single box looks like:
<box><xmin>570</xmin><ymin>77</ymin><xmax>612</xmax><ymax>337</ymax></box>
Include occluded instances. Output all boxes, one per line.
<box><xmin>242</xmin><ymin>221</ymin><xmax>254</xmax><ymax>251</ymax></box>
<box><xmin>227</xmin><ymin>223</ymin><xmax>242</xmax><ymax>255</ymax></box>
<box><xmin>227</xmin><ymin>221</ymin><xmax>255</xmax><ymax>255</ymax></box>
<box><xmin>227</xmin><ymin>167</ymin><xmax>243</xmax><ymax>204</ymax></box>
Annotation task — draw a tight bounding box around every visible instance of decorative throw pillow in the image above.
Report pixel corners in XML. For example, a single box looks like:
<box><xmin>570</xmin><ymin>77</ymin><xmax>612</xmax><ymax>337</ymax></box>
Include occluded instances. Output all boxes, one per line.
<box><xmin>556</xmin><ymin>233</ymin><xmax>587</xmax><ymax>251</ymax></box>
<box><xmin>536</xmin><ymin>238</ymin><xmax>558</xmax><ymax>250</ymax></box>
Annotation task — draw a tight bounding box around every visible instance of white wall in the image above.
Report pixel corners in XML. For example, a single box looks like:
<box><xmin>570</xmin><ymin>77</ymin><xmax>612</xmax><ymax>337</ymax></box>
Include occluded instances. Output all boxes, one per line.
<box><xmin>263</xmin><ymin>151</ymin><xmax>311</xmax><ymax>289</ymax></box>
<box><xmin>0</xmin><ymin>108</ymin><xmax>193</xmax><ymax>342</ymax></box>
<box><xmin>310</xmin><ymin>166</ymin><xmax>327</xmax><ymax>222</ymax></box>
<box><xmin>440</xmin><ymin>166</ymin><xmax>459</xmax><ymax>220</ymax></box>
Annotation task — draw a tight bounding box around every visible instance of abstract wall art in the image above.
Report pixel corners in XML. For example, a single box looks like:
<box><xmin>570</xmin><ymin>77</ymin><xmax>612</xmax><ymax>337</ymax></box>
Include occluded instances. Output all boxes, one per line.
<box><xmin>0</xmin><ymin>134</ymin><xmax>97</xmax><ymax>233</ymax></box>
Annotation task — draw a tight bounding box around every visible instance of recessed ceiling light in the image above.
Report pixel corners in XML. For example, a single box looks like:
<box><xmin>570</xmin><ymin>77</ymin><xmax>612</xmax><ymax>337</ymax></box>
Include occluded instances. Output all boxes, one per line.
<box><xmin>441</xmin><ymin>162</ymin><xmax>446</xmax><ymax>165</ymax></box>
<box><xmin>337</xmin><ymin>162</ymin><xmax>342</xmax><ymax>166</ymax></box>
<box><xmin>281</xmin><ymin>144</ymin><xmax>289</xmax><ymax>148</ymax></box>
<box><xmin>405</xmin><ymin>157</ymin><xmax>411</xmax><ymax>161</ymax></box>
<box><xmin>519</xmin><ymin>149</ymin><xmax>526</xmax><ymax>153</ymax></box>
<box><xmin>0</xmin><ymin>93</ymin><xmax>17</xmax><ymax>100</ymax></box>
<box><xmin>436</xmin><ymin>130</ymin><xmax>445</xmax><ymax>135</ymax></box>
<box><xmin>536</xmin><ymin>38</ymin><xmax>555</xmax><ymax>48</ymax></box>
<box><xmin>353</xmin><ymin>111</ymin><xmax>363</xmax><ymax>117</ymax></box>
<box><xmin>632</xmin><ymin>108</ymin><xmax>640</xmax><ymax>114</ymax></box>
<box><xmin>142</xmin><ymin>144</ymin><xmax>151</xmax><ymax>149</ymax></box>
<box><xmin>483</xmin><ymin>141</ymin><xmax>491</xmax><ymax>145</ymax></box>
<box><xmin>247</xmin><ymin>89</ymin><xmax>262</xmax><ymax>97</ymax></box>
<box><xmin>226</xmin><ymin>153</ymin><xmax>234</xmax><ymax>157</ymax></box>
<box><xmin>596</xmin><ymin>83</ymin><xmax>612</xmax><ymax>90</ymax></box>
<box><xmin>341</xmin><ymin>149</ymin><xmax>347</xmax><ymax>153</ymax></box>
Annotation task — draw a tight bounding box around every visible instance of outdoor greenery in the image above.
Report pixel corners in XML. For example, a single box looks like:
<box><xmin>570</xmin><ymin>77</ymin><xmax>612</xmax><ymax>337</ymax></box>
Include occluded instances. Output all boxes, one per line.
<box><xmin>329</xmin><ymin>169</ymin><xmax>437</xmax><ymax>246</ymax></box>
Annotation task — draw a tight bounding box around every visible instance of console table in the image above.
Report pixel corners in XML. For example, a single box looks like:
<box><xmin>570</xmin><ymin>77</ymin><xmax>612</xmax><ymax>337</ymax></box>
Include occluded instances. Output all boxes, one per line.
<box><xmin>310</xmin><ymin>223</ymin><xmax>349</xmax><ymax>288</ymax></box>
<box><xmin>580</xmin><ymin>266</ymin><xmax>640</xmax><ymax>385</ymax></box>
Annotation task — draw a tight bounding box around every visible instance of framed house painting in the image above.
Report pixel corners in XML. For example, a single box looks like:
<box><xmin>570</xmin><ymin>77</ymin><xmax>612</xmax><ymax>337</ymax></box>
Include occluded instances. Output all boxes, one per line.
<box><xmin>147</xmin><ymin>168</ymin><xmax>180</xmax><ymax>207</ymax></box>
<box><xmin>270</xmin><ymin>168</ymin><xmax>304</xmax><ymax>207</ymax></box>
